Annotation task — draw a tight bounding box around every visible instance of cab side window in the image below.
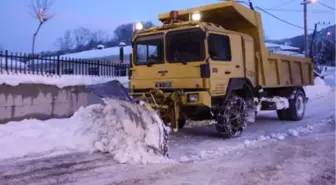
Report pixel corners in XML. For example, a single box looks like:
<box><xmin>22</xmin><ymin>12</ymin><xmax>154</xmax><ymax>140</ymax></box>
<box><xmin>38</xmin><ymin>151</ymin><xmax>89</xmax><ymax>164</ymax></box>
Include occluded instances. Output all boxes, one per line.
<box><xmin>208</xmin><ymin>34</ymin><xmax>232</xmax><ymax>61</ymax></box>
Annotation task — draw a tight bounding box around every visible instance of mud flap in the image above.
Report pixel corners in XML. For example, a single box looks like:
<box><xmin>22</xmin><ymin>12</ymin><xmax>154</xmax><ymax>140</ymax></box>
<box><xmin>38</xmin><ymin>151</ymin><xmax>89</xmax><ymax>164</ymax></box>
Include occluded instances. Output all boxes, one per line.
<box><xmin>86</xmin><ymin>80</ymin><xmax>133</xmax><ymax>102</ymax></box>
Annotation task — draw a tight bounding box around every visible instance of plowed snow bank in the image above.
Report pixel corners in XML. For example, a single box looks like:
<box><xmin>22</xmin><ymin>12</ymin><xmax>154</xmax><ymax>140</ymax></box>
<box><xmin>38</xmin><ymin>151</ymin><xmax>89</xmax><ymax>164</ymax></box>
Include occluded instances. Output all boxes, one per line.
<box><xmin>304</xmin><ymin>77</ymin><xmax>331</xmax><ymax>99</ymax></box>
<box><xmin>67</xmin><ymin>99</ymin><xmax>171</xmax><ymax>164</ymax></box>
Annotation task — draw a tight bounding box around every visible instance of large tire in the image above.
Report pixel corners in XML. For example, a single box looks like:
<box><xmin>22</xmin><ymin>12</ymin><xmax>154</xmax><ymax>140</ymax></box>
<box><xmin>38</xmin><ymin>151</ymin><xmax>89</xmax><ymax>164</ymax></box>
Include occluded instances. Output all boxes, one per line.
<box><xmin>178</xmin><ymin>120</ymin><xmax>186</xmax><ymax>129</ymax></box>
<box><xmin>276</xmin><ymin>90</ymin><xmax>306</xmax><ymax>121</ymax></box>
<box><xmin>277</xmin><ymin>109</ymin><xmax>290</xmax><ymax>120</ymax></box>
<box><xmin>215</xmin><ymin>95</ymin><xmax>248</xmax><ymax>138</ymax></box>
<box><xmin>287</xmin><ymin>90</ymin><xmax>306</xmax><ymax>121</ymax></box>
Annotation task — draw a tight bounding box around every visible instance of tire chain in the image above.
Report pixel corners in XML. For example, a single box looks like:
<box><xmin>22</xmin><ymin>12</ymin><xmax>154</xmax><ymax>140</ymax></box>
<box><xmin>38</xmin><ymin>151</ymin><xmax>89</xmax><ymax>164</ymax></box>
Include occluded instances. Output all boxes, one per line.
<box><xmin>216</xmin><ymin>96</ymin><xmax>248</xmax><ymax>137</ymax></box>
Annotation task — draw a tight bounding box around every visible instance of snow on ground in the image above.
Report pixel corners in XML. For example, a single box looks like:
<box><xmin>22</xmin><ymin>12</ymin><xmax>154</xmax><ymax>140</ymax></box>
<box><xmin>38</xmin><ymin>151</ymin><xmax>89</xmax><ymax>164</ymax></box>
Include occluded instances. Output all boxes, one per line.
<box><xmin>0</xmin><ymin>116</ymin><xmax>334</xmax><ymax>185</ymax></box>
<box><xmin>324</xmin><ymin>66</ymin><xmax>335</xmax><ymax>86</ymax></box>
<box><xmin>0</xmin><ymin>73</ymin><xmax>129</xmax><ymax>88</ymax></box>
<box><xmin>0</xmin><ymin>74</ymin><xmax>333</xmax><ymax>165</ymax></box>
<box><xmin>304</xmin><ymin>77</ymin><xmax>332</xmax><ymax>99</ymax></box>
<box><xmin>0</xmin><ymin>89</ymin><xmax>333</xmax><ymax>165</ymax></box>
<box><xmin>0</xmin><ymin>98</ymin><xmax>170</xmax><ymax>165</ymax></box>
<box><xmin>177</xmin><ymin>117</ymin><xmax>335</xmax><ymax>163</ymax></box>
<box><xmin>0</xmin><ymin>118</ymin><xmax>73</xmax><ymax>160</ymax></box>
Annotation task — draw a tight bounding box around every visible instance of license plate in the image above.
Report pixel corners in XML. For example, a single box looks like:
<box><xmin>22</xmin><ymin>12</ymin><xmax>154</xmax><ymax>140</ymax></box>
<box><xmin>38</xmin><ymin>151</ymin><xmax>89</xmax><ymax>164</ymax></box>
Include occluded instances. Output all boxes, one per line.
<box><xmin>155</xmin><ymin>81</ymin><xmax>172</xmax><ymax>88</ymax></box>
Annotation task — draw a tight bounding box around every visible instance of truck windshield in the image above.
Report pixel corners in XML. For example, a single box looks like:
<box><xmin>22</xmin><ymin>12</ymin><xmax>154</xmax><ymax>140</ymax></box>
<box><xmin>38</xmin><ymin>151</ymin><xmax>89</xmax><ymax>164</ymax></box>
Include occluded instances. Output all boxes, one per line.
<box><xmin>166</xmin><ymin>28</ymin><xmax>205</xmax><ymax>63</ymax></box>
<box><xmin>134</xmin><ymin>33</ymin><xmax>164</xmax><ymax>66</ymax></box>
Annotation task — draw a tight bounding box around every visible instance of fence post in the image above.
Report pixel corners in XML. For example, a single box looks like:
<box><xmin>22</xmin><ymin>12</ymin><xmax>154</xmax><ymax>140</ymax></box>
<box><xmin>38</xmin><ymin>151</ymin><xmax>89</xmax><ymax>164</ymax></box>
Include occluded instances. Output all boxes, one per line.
<box><xmin>5</xmin><ymin>50</ymin><xmax>8</xmax><ymax>71</ymax></box>
<box><xmin>57</xmin><ymin>55</ymin><xmax>60</xmax><ymax>75</ymax></box>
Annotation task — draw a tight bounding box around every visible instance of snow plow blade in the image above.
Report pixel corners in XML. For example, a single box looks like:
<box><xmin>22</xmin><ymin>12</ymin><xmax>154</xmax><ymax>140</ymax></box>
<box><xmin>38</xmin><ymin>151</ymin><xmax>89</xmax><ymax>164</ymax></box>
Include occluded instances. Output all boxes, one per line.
<box><xmin>86</xmin><ymin>80</ymin><xmax>133</xmax><ymax>102</ymax></box>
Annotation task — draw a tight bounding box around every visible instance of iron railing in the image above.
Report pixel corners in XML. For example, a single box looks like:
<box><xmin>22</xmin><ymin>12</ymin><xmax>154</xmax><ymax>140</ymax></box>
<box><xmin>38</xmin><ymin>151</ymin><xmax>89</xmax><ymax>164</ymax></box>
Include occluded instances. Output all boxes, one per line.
<box><xmin>0</xmin><ymin>50</ymin><xmax>130</xmax><ymax>77</ymax></box>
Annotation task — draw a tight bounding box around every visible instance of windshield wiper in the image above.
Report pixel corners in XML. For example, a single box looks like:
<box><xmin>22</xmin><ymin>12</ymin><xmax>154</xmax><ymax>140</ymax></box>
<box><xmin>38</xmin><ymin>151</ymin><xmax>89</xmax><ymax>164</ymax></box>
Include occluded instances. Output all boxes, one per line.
<box><xmin>180</xmin><ymin>60</ymin><xmax>187</xmax><ymax>65</ymax></box>
<box><xmin>146</xmin><ymin>60</ymin><xmax>157</xmax><ymax>67</ymax></box>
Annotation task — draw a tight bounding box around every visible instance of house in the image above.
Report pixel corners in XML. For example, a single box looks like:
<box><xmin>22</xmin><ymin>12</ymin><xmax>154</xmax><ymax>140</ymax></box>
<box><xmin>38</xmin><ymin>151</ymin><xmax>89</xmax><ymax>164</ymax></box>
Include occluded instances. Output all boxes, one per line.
<box><xmin>26</xmin><ymin>45</ymin><xmax>132</xmax><ymax>76</ymax></box>
<box><xmin>265</xmin><ymin>42</ymin><xmax>301</xmax><ymax>53</ymax></box>
<box><xmin>60</xmin><ymin>45</ymin><xmax>132</xmax><ymax>64</ymax></box>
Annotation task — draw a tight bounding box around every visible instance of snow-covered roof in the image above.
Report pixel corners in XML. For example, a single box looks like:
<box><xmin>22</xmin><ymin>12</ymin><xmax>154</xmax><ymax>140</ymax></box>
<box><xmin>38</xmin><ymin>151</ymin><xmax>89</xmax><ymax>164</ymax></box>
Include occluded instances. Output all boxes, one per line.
<box><xmin>0</xmin><ymin>57</ymin><xmax>27</xmax><ymax>69</ymax></box>
<box><xmin>60</xmin><ymin>46</ymin><xmax>132</xmax><ymax>59</ymax></box>
<box><xmin>273</xmin><ymin>50</ymin><xmax>305</xmax><ymax>57</ymax></box>
<box><xmin>265</xmin><ymin>43</ymin><xmax>299</xmax><ymax>50</ymax></box>
<box><xmin>26</xmin><ymin>45</ymin><xmax>132</xmax><ymax>65</ymax></box>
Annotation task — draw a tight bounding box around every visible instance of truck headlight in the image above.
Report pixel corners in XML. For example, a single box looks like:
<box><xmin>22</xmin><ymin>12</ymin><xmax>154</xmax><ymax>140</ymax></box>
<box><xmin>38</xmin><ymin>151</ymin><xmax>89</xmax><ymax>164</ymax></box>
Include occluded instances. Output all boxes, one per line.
<box><xmin>134</xmin><ymin>22</ymin><xmax>144</xmax><ymax>31</ymax></box>
<box><xmin>191</xmin><ymin>11</ymin><xmax>201</xmax><ymax>21</ymax></box>
<box><xmin>187</xmin><ymin>93</ymin><xmax>199</xmax><ymax>102</ymax></box>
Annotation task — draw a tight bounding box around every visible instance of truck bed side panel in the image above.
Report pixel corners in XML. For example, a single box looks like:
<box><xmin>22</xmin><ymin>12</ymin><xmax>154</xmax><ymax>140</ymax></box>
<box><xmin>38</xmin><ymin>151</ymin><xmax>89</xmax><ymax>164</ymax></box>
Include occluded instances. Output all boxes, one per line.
<box><xmin>262</xmin><ymin>54</ymin><xmax>314</xmax><ymax>87</ymax></box>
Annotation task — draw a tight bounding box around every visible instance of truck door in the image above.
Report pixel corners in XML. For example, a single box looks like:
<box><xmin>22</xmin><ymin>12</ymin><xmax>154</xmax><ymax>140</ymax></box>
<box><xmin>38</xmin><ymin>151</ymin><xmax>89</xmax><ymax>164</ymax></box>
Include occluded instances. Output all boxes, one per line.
<box><xmin>207</xmin><ymin>33</ymin><xmax>245</xmax><ymax>95</ymax></box>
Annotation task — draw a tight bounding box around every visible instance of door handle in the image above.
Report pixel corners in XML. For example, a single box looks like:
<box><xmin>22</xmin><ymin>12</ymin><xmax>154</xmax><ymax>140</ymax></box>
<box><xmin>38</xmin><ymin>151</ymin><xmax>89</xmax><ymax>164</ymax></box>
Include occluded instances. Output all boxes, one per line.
<box><xmin>236</xmin><ymin>65</ymin><xmax>240</xmax><ymax>68</ymax></box>
<box><xmin>225</xmin><ymin>71</ymin><xmax>231</xmax><ymax>74</ymax></box>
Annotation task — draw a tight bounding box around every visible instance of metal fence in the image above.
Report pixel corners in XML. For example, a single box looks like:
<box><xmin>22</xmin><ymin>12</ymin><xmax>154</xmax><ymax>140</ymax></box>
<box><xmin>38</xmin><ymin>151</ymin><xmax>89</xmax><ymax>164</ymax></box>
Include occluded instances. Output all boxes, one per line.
<box><xmin>0</xmin><ymin>50</ymin><xmax>130</xmax><ymax>77</ymax></box>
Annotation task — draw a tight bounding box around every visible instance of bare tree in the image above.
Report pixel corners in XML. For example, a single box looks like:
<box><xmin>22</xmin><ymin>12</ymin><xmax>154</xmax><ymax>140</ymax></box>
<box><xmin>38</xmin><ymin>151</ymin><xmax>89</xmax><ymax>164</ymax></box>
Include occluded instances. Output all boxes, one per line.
<box><xmin>73</xmin><ymin>27</ymin><xmax>92</xmax><ymax>47</ymax></box>
<box><xmin>30</xmin><ymin>0</ymin><xmax>55</xmax><ymax>55</ymax></box>
<box><xmin>91</xmin><ymin>30</ymin><xmax>109</xmax><ymax>43</ymax></box>
<box><xmin>55</xmin><ymin>30</ymin><xmax>73</xmax><ymax>52</ymax></box>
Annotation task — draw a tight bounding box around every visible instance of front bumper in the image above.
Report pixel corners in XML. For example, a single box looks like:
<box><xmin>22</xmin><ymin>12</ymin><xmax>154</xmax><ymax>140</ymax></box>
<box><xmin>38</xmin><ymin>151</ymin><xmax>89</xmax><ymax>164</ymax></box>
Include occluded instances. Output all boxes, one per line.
<box><xmin>129</xmin><ymin>89</ymin><xmax>212</xmax><ymax>108</ymax></box>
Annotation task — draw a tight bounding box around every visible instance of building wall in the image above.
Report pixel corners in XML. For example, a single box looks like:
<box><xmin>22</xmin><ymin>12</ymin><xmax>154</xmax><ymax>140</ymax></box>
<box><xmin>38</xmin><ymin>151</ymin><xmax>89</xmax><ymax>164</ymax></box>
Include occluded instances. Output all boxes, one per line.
<box><xmin>0</xmin><ymin>83</ymin><xmax>103</xmax><ymax>124</ymax></box>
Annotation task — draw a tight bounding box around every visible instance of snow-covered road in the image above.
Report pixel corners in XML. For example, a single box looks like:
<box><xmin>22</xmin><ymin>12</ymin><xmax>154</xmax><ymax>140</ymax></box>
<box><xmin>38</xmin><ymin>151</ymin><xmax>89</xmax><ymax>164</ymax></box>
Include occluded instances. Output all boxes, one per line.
<box><xmin>0</xmin><ymin>70</ymin><xmax>336</xmax><ymax>185</ymax></box>
<box><xmin>0</xmin><ymin>117</ymin><xmax>334</xmax><ymax>185</ymax></box>
<box><xmin>169</xmin><ymin>89</ymin><xmax>336</xmax><ymax>162</ymax></box>
<box><xmin>0</xmin><ymin>89</ymin><xmax>335</xmax><ymax>185</ymax></box>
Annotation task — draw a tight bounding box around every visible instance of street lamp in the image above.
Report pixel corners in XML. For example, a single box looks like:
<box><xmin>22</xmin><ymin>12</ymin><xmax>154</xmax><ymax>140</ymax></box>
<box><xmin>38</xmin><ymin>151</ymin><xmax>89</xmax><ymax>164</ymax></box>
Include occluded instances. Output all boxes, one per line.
<box><xmin>301</xmin><ymin>0</ymin><xmax>318</xmax><ymax>57</ymax></box>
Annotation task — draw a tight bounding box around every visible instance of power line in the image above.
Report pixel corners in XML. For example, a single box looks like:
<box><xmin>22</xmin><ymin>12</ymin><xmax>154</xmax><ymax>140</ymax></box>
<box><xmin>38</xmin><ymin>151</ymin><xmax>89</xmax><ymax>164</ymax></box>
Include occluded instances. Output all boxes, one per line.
<box><xmin>233</xmin><ymin>1</ymin><xmax>314</xmax><ymax>30</ymax></box>
<box><xmin>255</xmin><ymin>6</ymin><xmax>313</xmax><ymax>30</ymax></box>
<box><xmin>318</xmin><ymin>1</ymin><xmax>335</xmax><ymax>11</ymax></box>
<box><xmin>264</xmin><ymin>8</ymin><xmax>335</xmax><ymax>14</ymax></box>
<box><xmin>269</xmin><ymin>0</ymin><xmax>299</xmax><ymax>9</ymax></box>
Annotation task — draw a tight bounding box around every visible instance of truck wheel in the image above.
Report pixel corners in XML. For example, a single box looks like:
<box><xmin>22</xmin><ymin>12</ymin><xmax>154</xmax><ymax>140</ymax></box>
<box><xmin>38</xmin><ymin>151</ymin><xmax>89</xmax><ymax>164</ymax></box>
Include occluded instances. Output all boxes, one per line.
<box><xmin>178</xmin><ymin>120</ymin><xmax>186</xmax><ymax>129</ymax></box>
<box><xmin>215</xmin><ymin>95</ymin><xmax>248</xmax><ymax>138</ymax></box>
<box><xmin>287</xmin><ymin>90</ymin><xmax>306</xmax><ymax>121</ymax></box>
<box><xmin>276</xmin><ymin>109</ymin><xmax>289</xmax><ymax>120</ymax></box>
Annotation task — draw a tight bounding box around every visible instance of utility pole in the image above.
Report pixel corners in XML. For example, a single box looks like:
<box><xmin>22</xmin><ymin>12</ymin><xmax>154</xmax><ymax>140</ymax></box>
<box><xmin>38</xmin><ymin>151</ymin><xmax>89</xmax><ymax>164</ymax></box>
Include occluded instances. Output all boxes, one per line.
<box><xmin>301</xmin><ymin>0</ymin><xmax>317</xmax><ymax>57</ymax></box>
<box><xmin>303</xmin><ymin>1</ymin><xmax>308</xmax><ymax>57</ymax></box>
<box><xmin>313</xmin><ymin>21</ymin><xmax>331</xmax><ymax>56</ymax></box>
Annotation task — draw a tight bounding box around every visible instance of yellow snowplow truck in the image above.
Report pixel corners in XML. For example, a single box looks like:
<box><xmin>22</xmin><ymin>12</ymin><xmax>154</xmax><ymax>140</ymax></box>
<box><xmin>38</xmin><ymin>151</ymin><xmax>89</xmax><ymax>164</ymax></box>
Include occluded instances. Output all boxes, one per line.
<box><xmin>126</xmin><ymin>1</ymin><xmax>314</xmax><ymax>138</ymax></box>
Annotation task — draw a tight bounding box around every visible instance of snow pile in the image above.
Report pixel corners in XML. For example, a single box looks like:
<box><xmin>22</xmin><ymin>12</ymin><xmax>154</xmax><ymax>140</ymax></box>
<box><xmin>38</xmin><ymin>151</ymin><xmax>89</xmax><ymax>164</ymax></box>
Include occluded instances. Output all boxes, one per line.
<box><xmin>304</xmin><ymin>77</ymin><xmax>332</xmax><ymax>99</ymax></box>
<box><xmin>67</xmin><ymin>98</ymin><xmax>171</xmax><ymax>164</ymax></box>
<box><xmin>0</xmin><ymin>99</ymin><xmax>171</xmax><ymax>164</ymax></box>
<box><xmin>0</xmin><ymin>73</ymin><xmax>129</xmax><ymax>88</ymax></box>
<box><xmin>324</xmin><ymin>75</ymin><xmax>335</xmax><ymax>83</ymax></box>
<box><xmin>0</xmin><ymin>118</ymin><xmax>74</xmax><ymax>160</ymax></box>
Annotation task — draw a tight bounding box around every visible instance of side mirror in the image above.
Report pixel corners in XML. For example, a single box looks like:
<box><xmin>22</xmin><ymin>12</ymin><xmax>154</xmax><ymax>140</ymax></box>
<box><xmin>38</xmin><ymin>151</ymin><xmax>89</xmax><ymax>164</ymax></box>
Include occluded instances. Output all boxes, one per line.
<box><xmin>129</xmin><ymin>53</ymin><xmax>133</xmax><ymax>67</ymax></box>
<box><xmin>119</xmin><ymin>42</ymin><xmax>126</xmax><ymax>63</ymax></box>
<box><xmin>119</xmin><ymin>47</ymin><xmax>124</xmax><ymax>63</ymax></box>
<box><xmin>129</xmin><ymin>53</ymin><xmax>133</xmax><ymax>80</ymax></box>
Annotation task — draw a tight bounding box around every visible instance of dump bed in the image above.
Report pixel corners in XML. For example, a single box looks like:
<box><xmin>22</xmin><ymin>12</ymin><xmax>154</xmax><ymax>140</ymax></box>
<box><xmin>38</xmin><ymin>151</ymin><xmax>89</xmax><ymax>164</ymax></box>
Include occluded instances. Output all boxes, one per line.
<box><xmin>260</xmin><ymin>54</ymin><xmax>314</xmax><ymax>87</ymax></box>
<box><xmin>158</xmin><ymin>1</ymin><xmax>314</xmax><ymax>87</ymax></box>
